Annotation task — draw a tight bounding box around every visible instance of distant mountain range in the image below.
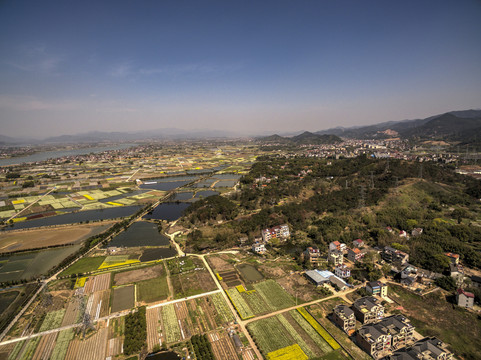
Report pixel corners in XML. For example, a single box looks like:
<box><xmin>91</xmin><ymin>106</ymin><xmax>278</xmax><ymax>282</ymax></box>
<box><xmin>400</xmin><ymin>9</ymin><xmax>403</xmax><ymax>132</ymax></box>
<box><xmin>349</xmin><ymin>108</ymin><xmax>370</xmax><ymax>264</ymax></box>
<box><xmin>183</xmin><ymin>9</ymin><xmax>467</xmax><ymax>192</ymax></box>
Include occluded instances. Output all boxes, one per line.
<box><xmin>315</xmin><ymin>109</ymin><xmax>481</xmax><ymax>142</ymax></box>
<box><xmin>1</xmin><ymin>109</ymin><xmax>480</xmax><ymax>145</ymax></box>
<box><xmin>257</xmin><ymin>132</ymin><xmax>342</xmax><ymax>145</ymax></box>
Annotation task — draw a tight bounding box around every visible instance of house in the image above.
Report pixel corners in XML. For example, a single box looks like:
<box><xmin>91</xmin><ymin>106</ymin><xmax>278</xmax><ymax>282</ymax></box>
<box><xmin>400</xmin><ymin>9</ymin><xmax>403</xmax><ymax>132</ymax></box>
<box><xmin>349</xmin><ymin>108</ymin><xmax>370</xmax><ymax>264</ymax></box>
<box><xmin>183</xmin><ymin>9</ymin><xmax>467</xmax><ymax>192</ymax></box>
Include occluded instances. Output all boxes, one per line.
<box><xmin>382</xmin><ymin>246</ymin><xmax>409</xmax><ymax>265</ymax></box>
<box><xmin>401</xmin><ymin>264</ymin><xmax>417</xmax><ymax>279</ymax></box>
<box><xmin>352</xmin><ymin>239</ymin><xmax>364</xmax><ymax>248</ymax></box>
<box><xmin>252</xmin><ymin>241</ymin><xmax>266</xmax><ymax>254</ymax></box>
<box><xmin>399</xmin><ymin>230</ymin><xmax>407</xmax><ymax>238</ymax></box>
<box><xmin>389</xmin><ymin>337</ymin><xmax>454</xmax><ymax>360</ymax></box>
<box><xmin>261</xmin><ymin>224</ymin><xmax>290</xmax><ymax>242</ymax></box>
<box><xmin>333</xmin><ymin>305</ymin><xmax>356</xmax><ymax>335</ymax></box>
<box><xmin>450</xmin><ymin>263</ymin><xmax>464</xmax><ymax>285</ymax></box>
<box><xmin>411</xmin><ymin>228</ymin><xmax>423</xmax><ymax>237</ymax></box>
<box><xmin>329</xmin><ymin>241</ymin><xmax>346</xmax><ymax>253</ymax></box>
<box><xmin>347</xmin><ymin>247</ymin><xmax>364</xmax><ymax>263</ymax></box>
<box><xmin>304</xmin><ymin>247</ymin><xmax>322</xmax><ymax>267</ymax></box>
<box><xmin>366</xmin><ymin>281</ymin><xmax>388</xmax><ymax>297</ymax></box>
<box><xmin>456</xmin><ymin>288</ymin><xmax>474</xmax><ymax>309</ymax></box>
<box><xmin>352</xmin><ymin>296</ymin><xmax>385</xmax><ymax>324</ymax></box>
<box><xmin>400</xmin><ymin>276</ymin><xmax>416</xmax><ymax>287</ymax></box>
<box><xmin>356</xmin><ymin>315</ymin><xmax>415</xmax><ymax>359</ymax></box>
<box><xmin>328</xmin><ymin>251</ymin><xmax>344</xmax><ymax>266</ymax></box>
<box><xmin>445</xmin><ymin>252</ymin><xmax>459</xmax><ymax>265</ymax></box>
<box><xmin>334</xmin><ymin>264</ymin><xmax>351</xmax><ymax>279</ymax></box>
<box><xmin>305</xmin><ymin>270</ymin><xmax>329</xmax><ymax>286</ymax></box>
<box><xmin>330</xmin><ymin>275</ymin><xmax>349</xmax><ymax>291</ymax></box>
<box><xmin>470</xmin><ymin>275</ymin><xmax>481</xmax><ymax>288</ymax></box>
<box><xmin>239</xmin><ymin>236</ymin><xmax>248</xmax><ymax>246</ymax></box>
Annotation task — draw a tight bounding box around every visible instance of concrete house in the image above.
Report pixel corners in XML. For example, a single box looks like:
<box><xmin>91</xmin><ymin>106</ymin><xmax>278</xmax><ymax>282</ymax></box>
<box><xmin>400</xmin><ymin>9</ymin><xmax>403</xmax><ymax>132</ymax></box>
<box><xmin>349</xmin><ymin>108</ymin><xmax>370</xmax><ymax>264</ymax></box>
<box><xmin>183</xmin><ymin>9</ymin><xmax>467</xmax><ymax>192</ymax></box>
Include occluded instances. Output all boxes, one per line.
<box><xmin>352</xmin><ymin>239</ymin><xmax>365</xmax><ymax>248</ymax></box>
<box><xmin>445</xmin><ymin>252</ymin><xmax>459</xmax><ymax>265</ymax></box>
<box><xmin>382</xmin><ymin>246</ymin><xmax>409</xmax><ymax>266</ymax></box>
<box><xmin>352</xmin><ymin>296</ymin><xmax>385</xmax><ymax>324</ymax></box>
<box><xmin>334</xmin><ymin>264</ymin><xmax>351</xmax><ymax>279</ymax></box>
<box><xmin>261</xmin><ymin>224</ymin><xmax>290</xmax><ymax>242</ymax></box>
<box><xmin>366</xmin><ymin>281</ymin><xmax>388</xmax><ymax>297</ymax></box>
<box><xmin>305</xmin><ymin>270</ymin><xmax>329</xmax><ymax>286</ymax></box>
<box><xmin>333</xmin><ymin>304</ymin><xmax>356</xmax><ymax>335</ymax></box>
<box><xmin>252</xmin><ymin>241</ymin><xmax>266</xmax><ymax>254</ymax></box>
<box><xmin>389</xmin><ymin>337</ymin><xmax>454</xmax><ymax>360</ymax></box>
<box><xmin>347</xmin><ymin>247</ymin><xmax>364</xmax><ymax>262</ymax></box>
<box><xmin>304</xmin><ymin>247</ymin><xmax>322</xmax><ymax>267</ymax></box>
<box><xmin>456</xmin><ymin>288</ymin><xmax>474</xmax><ymax>309</ymax></box>
<box><xmin>357</xmin><ymin>315</ymin><xmax>415</xmax><ymax>359</ymax></box>
<box><xmin>328</xmin><ymin>250</ymin><xmax>344</xmax><ymax>266</ymax></box>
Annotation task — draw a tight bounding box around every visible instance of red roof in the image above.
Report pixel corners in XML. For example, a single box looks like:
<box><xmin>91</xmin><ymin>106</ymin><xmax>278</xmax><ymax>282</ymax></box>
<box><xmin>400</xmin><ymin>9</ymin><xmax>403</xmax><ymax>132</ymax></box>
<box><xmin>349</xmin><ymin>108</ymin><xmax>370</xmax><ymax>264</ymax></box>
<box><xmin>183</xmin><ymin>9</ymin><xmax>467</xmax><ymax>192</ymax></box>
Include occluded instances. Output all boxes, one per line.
<box><xmin>332</xmin><ymin>241</ymin><xmax>341</xmax><ymax>246</ymax></box>
<box><xmin>457</xmin><ymin>288</ymin><xmax>474</xmax><ymax>298</ymax></box>
<box><xmin>354</xmin><ymin>239</ymin><xmax>363</xmax><ymax>243</ymax></box>
<box><xmin>446</xmin><ymin>252</ymin><xmax>460</xmax><ymax>258</ymax></box>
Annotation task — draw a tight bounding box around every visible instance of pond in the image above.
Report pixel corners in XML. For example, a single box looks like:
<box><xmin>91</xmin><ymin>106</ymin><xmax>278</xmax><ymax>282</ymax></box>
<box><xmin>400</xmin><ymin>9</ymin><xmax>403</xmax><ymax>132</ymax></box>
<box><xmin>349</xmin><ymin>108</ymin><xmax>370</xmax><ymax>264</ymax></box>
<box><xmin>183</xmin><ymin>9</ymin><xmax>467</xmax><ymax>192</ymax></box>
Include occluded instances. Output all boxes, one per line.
<box><xmin>194</xmin><ymin>190</ymin><xmax>219</xmax><ymax>198</ymax></box>
<box><xmin>143</xmin><ymin>202</ymin><xmax>191</xmax><ymax>221</ymax></box>
<box><xmin>171</xmin><ymin>192</ymin><xmax>194</xmax><ymax>201</ymax></box>
<box><xmin>107</xmin><ymin>221</ymin><xmax>170</xmax><ymax>248</ymax></box>
<box><xmin>236</xmin><ymin>263</ymin><xmax>264</xmax><ymax>282</ymax></box>
<box><xmin>3</xmin><ymin>205</ymin><xmax>142</xmax><ymax>231</ymax></box>
<box><xmin>213</xmin><ymin>180</ymin><xmax>237</xmax><ymax>187</ymax></box>
<box><xmin>140</xmin><ymin>247</ymin><xmax>177</xmax><ymax>262</ymax></box>
<box><xmin>0</xmin><ymin>245</ymin><xmax>82</xmax><ymax>282</ymax></box>
<box><xmin>146</xmin><ymin>352</ymin><xmax>181</xmax><ymax>360</ymax></box>
<box><xmin>139</xmin><ymin>175</ymin><xmax>200</xmax><ymax>191</ymax></box>
<box><xmin>212</xmin><ymin>173</ymin><xmax>242</xmax><ymax>180</ymax></box>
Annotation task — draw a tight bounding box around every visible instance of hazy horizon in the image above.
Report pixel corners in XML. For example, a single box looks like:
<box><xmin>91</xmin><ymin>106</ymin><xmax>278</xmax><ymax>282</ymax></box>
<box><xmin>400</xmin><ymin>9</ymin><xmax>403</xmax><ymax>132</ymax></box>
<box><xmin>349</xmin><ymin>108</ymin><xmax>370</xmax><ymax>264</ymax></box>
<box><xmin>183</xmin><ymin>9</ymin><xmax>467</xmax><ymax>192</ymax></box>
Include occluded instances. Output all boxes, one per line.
<box><xmin>1</xmin><ymin>1</ymin><xmax>481</xmax><ymax>138</ymax></box>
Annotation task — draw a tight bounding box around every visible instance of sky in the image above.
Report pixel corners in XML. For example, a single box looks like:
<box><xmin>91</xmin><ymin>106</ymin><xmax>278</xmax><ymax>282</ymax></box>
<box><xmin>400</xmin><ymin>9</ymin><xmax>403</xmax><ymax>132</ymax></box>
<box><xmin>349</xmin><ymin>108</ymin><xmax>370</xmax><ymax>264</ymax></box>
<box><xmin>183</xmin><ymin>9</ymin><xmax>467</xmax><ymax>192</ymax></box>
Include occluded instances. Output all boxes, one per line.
<box><xmin>1</xmin><ymin>0</ymin><xmax>481</xmax><ymax>139</ymax></box>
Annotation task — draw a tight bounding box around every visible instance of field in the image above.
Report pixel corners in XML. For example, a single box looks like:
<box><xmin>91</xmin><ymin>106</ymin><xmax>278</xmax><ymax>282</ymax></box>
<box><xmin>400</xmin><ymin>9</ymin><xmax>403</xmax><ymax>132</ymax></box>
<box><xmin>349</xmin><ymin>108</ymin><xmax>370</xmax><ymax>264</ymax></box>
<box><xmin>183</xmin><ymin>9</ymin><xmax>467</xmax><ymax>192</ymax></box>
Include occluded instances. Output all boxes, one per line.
<box><xmin>111</xmin><ymin>285</ymin><xmax>135</xmax><ymax>312</ymax></box>
<box><xmin>137</xmin><ymin>277</ymin><xmax>169</xmax><ymax>303</ymax></box>
<box><xmin>0</xmin><ymin>223</ymin><xmax>112</xmax><ymax>252</ymax></box>
<box><xmin>211</xmin><ymin>292</ymin><xmax>234</xmax><ymax>324</ymax></box>
<box><xmin>84</xmin><ymin>273</ymin><xmax>111</xmax><ymax>294</ymax></box>
<box><xmin>208</xmin><ymin>330</ymin><xmax>239</xmax><ymax>360</ymax></box>
<box><xmin>59</xmin><ymin>256</ymin><xmax>106</xmax><ymax>276</ymax></box>
<box><xmin>248</xmin><ymin>309</ymin><xmax>346</xmax><ymax>359</ymax></box>
<box><xmin>226</xmin><ymin>279</ymin><xmax>295</xmax><ymax>319</ymax></box>
<box><xmin>170</xmin><ymin>268</ymin><xmax>217</xmax><ymax>299</ymax></box>
<box><xmin>39</xmin><ymin>309</ymin><xmax>66</xmax><ymax>332</ymax></box>
<box><xmin>0</xmin><ymin>291</ymin><xmax>19</xmax><ymax>313</ymax></box>
<box><xmin>161</xmin><ymin>303</ymin><xmax>182</xmax><ymax>343</ymax></box>
<box><xmin>0</xmin><ymin>246</ymin><xmax>81</xmax><ymax>282</ymax></box>
<box><xmin>113</xmin><ymin>263</ymin><xmax>164</xmax><ymax>286</ymax></box>
<box><xmin>217</xmin><ymin>269</ymin><xmax>242</xmax><ymax>287</ymax></box>
<box><xmin>97</xmin><ymin>255</ymin><xmax>140</xmax><ymax>269</ymax></box>
<box><xmin>146</xmin><ymin>307</ymin><xmax>162</xmax><ymax>350</ymax></box>
<box><xmin>50</xmin><ymin>329</ymin><xmax>74</xmax><ymax>360</ymax></box>
<box><xmin>389</xmin><ymin>285</ymin><xmax>481</xmax><ymax>360</ymax></box>
<box><xmin>64</xmin><ymin>327</ymin><xmax>108</xmax><ymax>360</ymax></box>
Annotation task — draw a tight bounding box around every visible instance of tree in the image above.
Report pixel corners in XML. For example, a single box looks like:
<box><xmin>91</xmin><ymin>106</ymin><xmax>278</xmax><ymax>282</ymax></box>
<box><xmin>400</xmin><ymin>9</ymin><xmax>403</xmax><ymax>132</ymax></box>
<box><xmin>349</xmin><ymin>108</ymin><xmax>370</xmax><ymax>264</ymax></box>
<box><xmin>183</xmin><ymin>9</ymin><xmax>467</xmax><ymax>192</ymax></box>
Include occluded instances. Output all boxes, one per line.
<box><xmin>435</xmin><ymin>275</ymin><xmax>457</xmax><ymax>292</ymax></box>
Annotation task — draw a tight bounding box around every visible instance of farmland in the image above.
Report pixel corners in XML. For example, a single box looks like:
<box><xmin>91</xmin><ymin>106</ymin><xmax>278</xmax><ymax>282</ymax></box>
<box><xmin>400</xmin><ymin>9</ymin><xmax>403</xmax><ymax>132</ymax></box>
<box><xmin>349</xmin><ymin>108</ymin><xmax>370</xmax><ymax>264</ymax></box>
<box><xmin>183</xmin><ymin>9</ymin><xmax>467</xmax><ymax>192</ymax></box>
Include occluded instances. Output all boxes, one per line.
<box><xmin>111</xmin><ymin>285</ymin><xmax>135</xmax><ymax>312</ymax></box>
<box><xmin>113</xmin><ymin>263</ymin><xmax>164</xmax><ymax>286</ymax></box>
<box><xmin>137</xmin><ymin>277</ymin><xmax>169</xmax><ymax>303</ymax></box>
<box><xmin>59</xmin><ymin>256</ymin><xmax>106</xmax><ymax>276</ymax></box>
<box><xmin>0</xmin><ymin>223</ymin><xmax>112</xmax><ymax>252</ymax></box>
<box><xmin>226</xmin><ymin>279</ymin><xmax>295</xmax><ymax>319</ymax></box>
<box><xmin>161</xmin><ymin>304</ymin><xmax>182</xmax><ymax>343</ymax></box>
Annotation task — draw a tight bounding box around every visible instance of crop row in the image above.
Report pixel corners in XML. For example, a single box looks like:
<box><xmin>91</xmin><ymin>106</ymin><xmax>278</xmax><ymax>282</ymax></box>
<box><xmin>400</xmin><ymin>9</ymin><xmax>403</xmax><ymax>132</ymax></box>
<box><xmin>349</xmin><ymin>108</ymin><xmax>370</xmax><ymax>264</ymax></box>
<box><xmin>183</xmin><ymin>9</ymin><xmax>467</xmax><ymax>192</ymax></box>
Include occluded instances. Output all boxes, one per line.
<box><xmin>289</xmin><ymin>310</ymin><xmax>332</xmax><ymax>354</ymax></box>
<box><xmin>50</xmin><ymin>328</ymin><xmax>74</xmax><ymax>360</ymax></box>
<box><xmin>247</xmin><ymin>317</ymin><xmax>294</xmax><ymax>355</ymax></box>
<box><xmin>276</xmin><ymin>314</ymin><xmax>315</xmax><ymax>359</ymax></box>
<box><xmin>226</xmin><ymin>288</ymin><xmax>254</xmax><ymax>319</ymax></box>
<box><xmin>296</xmin><ymin>307</ymin><xmax>340</xmax><ymax>350</ymax></box>
<box><xmin>267</xmin><ymin>344</ymin><xmax>308</xmax><ymax>360</ymax></box>
<box><xmin>253</xmin><ymin>280</ymin><xmax>295</xmax><ymax>311</ymax></box>
<box><xmin>162</xmin><ymin>304</ymin><xmax>181</xmax><ymax>343</ymax></box>
<box><xmin>210</xmin><ymin>293</ymin><xmax>234</xmax><ymax>324</ymax></box>
<box><xmin>39</xmin><ymin>309</ymin><xmax>66</xmax><ymax>332</ymax></box>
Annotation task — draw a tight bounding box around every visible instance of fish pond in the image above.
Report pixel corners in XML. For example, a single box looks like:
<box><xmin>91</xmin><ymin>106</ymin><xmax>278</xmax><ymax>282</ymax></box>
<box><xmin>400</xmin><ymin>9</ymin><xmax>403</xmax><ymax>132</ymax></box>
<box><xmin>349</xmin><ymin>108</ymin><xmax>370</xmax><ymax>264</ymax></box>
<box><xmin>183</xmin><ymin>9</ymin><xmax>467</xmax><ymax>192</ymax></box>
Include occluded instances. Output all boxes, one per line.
<box><xmin>236</xmin><ymin>263</ymin><xmax>264</xmax><ymax>283</ymax></box>
<box><xmin>143</xmin><ymin>202</ymin><xmax>191</xmax><ymax>221</ymax></box>
<box><xmin>107</xmin><ymin>221</ymin><xmax>170</xmax><ymax>248</ymax></box>
<box><xmin>3</xmin><ymin>205</ymin><xmax>142</xmax><ymax>231</ymax></box>
<box><xmin>0</xmin><ymin>245</ymin><xmax>82</xmax><ymax>282</ymax></box>
<box><xmin>140</xmin><ymin>247</ymin><xmax>177</xmax><ymax>262</ymax></box>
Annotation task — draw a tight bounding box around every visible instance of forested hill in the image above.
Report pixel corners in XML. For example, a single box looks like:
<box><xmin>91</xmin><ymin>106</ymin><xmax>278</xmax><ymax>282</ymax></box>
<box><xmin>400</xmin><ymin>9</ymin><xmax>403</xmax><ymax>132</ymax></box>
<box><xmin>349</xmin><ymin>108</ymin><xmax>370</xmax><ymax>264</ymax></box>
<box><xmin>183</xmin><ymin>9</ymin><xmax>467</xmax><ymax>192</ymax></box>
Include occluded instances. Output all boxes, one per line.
<box><xmin>257</xmin><ymin>131</ymin><xmax>342</xmax><ymax>145</ymax></box>
<box><xmin>181</xmin><ymin>156</ymin><xmax>481</xmax><ymax>272</ymax></box>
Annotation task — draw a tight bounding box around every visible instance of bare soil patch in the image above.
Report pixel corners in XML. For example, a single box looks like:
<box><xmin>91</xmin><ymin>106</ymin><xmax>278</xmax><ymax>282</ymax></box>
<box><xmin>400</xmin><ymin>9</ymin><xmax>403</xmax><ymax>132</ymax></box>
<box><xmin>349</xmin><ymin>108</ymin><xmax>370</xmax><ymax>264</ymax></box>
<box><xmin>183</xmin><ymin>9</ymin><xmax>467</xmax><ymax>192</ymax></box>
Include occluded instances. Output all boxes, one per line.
<box><xmin>208</xmin><ymin>254</ymin><xmax>235</xmax><ymax>272</ymax></box>
<box><xmin>113</xmin><ymin>264</ymin><xmax>164</xmax><ymax>286</ymax></box>
<box><xmin>0</xmin><ymin>223</ymin><xmax>113</xmax><ymax>252</ymax></box>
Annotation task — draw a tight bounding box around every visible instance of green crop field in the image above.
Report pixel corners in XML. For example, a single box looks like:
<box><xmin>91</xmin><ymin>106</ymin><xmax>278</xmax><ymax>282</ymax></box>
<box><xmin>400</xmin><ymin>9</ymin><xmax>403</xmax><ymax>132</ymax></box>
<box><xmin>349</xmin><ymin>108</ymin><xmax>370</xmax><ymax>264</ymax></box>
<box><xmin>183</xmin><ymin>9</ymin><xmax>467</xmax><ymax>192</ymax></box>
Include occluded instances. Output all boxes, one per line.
<box><xmin>111</xmin><ymin>285</ymin><xmax>135</xmax><ymax>312</ymax></box>
<box><xmin>247</xmin><ymin>317</ymin><xmax>294</xmax><ymax>355</ymax></box>
<box><xmin>211</xmin><ymin>293</ymin><xmax>234</xmax><ymax>324</ymax></box>
<box><xmin>253</xmin><ymin>280</ymin><xmax>295</xmax><ymax>310</ymax></box>
<box><xmin>161</xmin><ymin>304</ymin><xmax>181</xmax><ymax>343</ymax></box>
<box><xmin>59</xmin><ymin>256</ymin><xmax>106</xmax><ymax>276</ymax></box>
<box><xmin>50</xmin><ymin>329</ymin><xmax>74</xmax><ymax>360</ymax></box>
<box><xmin>137</xmin><ymin>277</ymin><xmax>169</xmax><ymax>303</ymax></box>
<box><xmin>39</xmin><ymin>309</ymin><xmax>66</xmax><ymax>332</ymax></box>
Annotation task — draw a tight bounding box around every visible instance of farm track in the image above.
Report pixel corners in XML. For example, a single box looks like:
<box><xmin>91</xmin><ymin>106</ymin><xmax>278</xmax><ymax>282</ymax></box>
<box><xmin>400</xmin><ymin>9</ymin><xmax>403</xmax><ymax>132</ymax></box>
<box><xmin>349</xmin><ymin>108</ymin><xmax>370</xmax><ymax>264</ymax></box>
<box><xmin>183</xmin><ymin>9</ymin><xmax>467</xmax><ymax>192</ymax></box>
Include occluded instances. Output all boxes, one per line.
<box><xmin>208</xmin><ymin>331</ymin><xmax>237</xmax><ymax>360</ymax></box>
<box><xmin>61</xmin><ymin>298</ymin><xmax>80</xmax><ymax>326</ymax></box>
<box><xmin>31</xmin><ymin>332</ymin><xmax>57</xmax><ymax>360</ymax></box>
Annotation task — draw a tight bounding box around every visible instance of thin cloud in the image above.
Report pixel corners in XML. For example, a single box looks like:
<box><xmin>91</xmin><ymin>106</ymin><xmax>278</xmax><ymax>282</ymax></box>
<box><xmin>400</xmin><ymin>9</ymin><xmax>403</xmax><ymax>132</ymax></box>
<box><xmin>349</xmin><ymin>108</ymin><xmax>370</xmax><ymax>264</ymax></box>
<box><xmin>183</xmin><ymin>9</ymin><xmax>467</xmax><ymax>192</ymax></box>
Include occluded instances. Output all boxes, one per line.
<box><xmin>6</xmin><ymin>45</ymin><xmax>64</xmax><ymax>74</ymax></box>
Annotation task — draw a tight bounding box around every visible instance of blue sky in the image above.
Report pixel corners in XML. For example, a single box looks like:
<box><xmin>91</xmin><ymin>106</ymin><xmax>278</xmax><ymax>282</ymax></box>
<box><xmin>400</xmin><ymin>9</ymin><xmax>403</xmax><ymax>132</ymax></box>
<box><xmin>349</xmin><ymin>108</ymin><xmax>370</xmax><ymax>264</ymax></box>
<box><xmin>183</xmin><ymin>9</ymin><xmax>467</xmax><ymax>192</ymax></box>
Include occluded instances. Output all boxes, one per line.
<box><xmin>1</xmin><ymin>0</ymin><xmax>480</xmax><ymax>138</ymax></box>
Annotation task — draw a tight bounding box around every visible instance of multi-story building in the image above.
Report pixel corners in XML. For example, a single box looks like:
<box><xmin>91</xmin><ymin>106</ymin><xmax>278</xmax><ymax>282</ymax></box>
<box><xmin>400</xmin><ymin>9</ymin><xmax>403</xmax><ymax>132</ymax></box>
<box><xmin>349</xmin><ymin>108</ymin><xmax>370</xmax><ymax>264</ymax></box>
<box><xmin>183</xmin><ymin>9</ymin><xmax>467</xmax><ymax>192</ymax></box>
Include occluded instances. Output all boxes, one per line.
<box><xmin>304</xmin><ymin>247</ymin><xmax>322</xmax><ymax>267</ymax></box>
<box><xmin>456</xmin><ymin>288</ymin><xmax>474</xmax><ymax>309</ymax></box>
<box><xmin>252</xmin><ymin>241</ymin><xmax>266</xmax><ymax>254</ymax></box>
<box><xmin>334</xmin><ymin>264</ymin><xmax>351</xmax><ymax>279</ymax></box>
<box><xmin>382</xmin><ymin>246</ymin><xmax>409</xmax><ymax>265</ymax></box>
<box><xmin>389</xmin><ymin>337</ymin><xmax>454</xmax><ymax>360</ymax></box>
<box><xmin>329</xmin><ymin>241</ymin><xmax>346</xmax><ymax>253</ymax></box>
<box><xmin>357</xmin><ymin>315</ymin><xmax>415</xmax><ymax>359</ymax></box>
<box><xmin>366</xmin><ymin>281</ymin><xmax>388</xmax><ymax>297</ymax></box>
<box><xmin>347</xmin><ymin>247</ymin><xmax>364</xmax><ymax>262</ymax></box>
<box><xmin>261</xmin><ymin>224</ymin><xmax>290</xmax><ymax>242</ymax></box>
<box><xmin>352</xmin><ymin>296</ymin><xmax>385</xmax><ymax>324</ymax></box>
<box><xmin>333</xmin><ymin>304</ymin><xmax>356</xmax><ymax>335</ymax></box>
<box><xmin>328</xmin><ymin>250</ymin><xmax>344</xmax><ymax>266</ymax></box>
<box><xmin>352</xmin><ymin>238</ymin><xmax>364</xmax><ymax>248</ymax></box>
